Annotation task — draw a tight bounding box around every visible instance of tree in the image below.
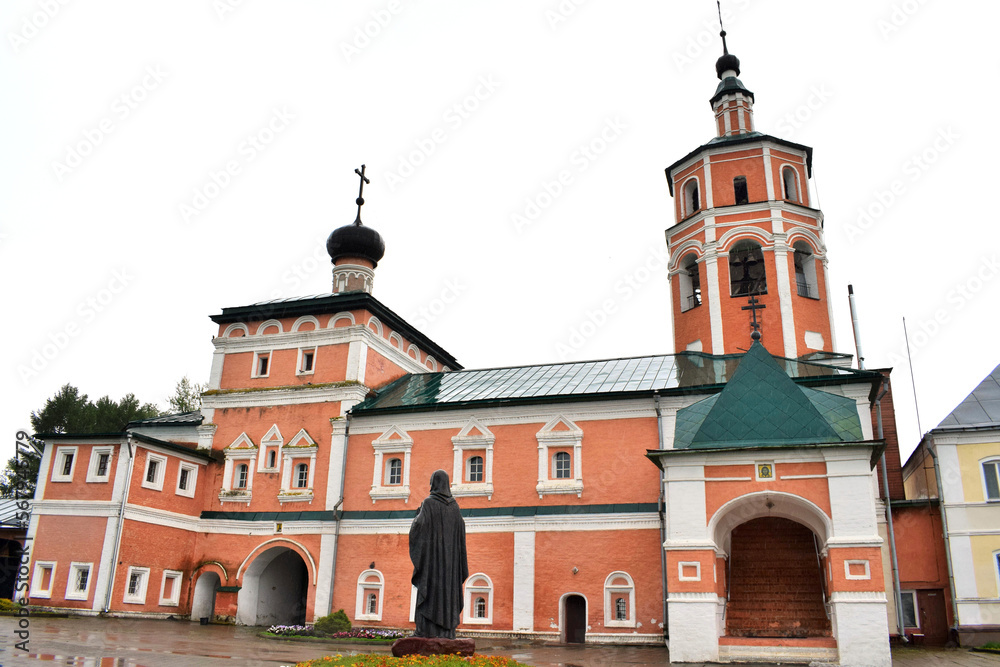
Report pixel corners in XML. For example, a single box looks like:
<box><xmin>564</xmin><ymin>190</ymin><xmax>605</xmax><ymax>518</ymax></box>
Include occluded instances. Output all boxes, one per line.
<box><xmin>168</xmin><ymin>376</ymin><xmax>205</xmax><ymax>413</ymax></box>
<box><xmin>0</xmin><ymin>385</ymin><xmax>162</xmax><ymax>498</ymax></box>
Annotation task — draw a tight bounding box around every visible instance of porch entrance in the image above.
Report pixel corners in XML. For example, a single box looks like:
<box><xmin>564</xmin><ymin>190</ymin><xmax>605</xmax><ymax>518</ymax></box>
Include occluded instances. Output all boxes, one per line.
<box><xmin>236</xmin><ymin>546</ymin><xmax>308</xmax><ymax>626</ymax></box>
<box><xmin>562</xmin><ymin>594</ymin><xmax>586</xmax><ymax>644</ymax></box>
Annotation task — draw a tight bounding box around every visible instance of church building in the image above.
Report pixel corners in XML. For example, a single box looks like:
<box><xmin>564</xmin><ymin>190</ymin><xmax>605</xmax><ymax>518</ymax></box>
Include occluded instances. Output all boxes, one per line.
<box><xmin>24</xmin><ymin>32</ymin><xmax>909</xmax><ymax>666</ymax></box>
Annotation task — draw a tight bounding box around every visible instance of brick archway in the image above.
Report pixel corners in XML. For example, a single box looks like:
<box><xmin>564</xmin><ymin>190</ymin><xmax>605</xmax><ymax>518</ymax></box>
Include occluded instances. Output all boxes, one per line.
<box><xmin>725</xmin><ymin>517</ymin><xmax>831</xmax><ymax>638</ymax></box>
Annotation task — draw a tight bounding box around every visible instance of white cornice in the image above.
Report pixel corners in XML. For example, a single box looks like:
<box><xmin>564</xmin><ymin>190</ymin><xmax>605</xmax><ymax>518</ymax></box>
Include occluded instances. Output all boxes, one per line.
<box><xmin>202</xmin><ymin>383</ymin><xmax>369</xmax><ymax>409</ymax></box>
<box><xmin>339</xmin><ymin>511</ymin><xmax>659</xmax><ymax>535</ymax></box>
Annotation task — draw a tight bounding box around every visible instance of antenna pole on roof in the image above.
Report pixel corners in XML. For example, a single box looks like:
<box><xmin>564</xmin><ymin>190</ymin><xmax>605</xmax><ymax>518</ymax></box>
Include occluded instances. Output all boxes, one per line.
<box><xmin>902</xmin><ymin>317</ymin><xmax>924</xmax><ymax>435</ymax></box>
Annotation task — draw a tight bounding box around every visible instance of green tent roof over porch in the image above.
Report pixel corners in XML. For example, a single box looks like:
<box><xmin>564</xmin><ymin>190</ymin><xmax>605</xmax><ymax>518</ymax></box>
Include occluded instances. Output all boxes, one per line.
<box><xmin>674</xmin><ymin>341</ymin><xmax>865</xmax><ymax>449</ymax></box>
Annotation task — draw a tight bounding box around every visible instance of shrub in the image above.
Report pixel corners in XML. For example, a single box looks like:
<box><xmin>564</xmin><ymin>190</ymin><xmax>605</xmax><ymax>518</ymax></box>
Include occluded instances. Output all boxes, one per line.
<box><xmin>0</xmin><ymin>599</ymin><xmax>22</xmax><ymax>612</ymax></box>
<box><xmin>314</xmin><ymin>609</ymin><xmax>352</xmax><ymax>635</ymax></box>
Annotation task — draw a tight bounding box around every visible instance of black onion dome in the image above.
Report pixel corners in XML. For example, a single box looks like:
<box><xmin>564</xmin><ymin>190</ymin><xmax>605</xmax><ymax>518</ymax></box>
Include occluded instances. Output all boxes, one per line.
<box><xmin>716</xmin><ymin>52</ymin><xmax>741</xmax><ymax>79</ymax></box>
<box><xmin>326</xmin><ymin>220</ymin><xmax>385</xmax><ymax>267</ymax></box>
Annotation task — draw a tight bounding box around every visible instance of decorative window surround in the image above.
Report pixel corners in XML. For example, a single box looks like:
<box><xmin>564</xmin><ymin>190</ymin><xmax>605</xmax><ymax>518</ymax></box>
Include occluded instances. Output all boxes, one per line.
<box><xmin>123</xmin><ymin>566</ymin><xmax>150</xmax><ymax>604</ymax></box>
<box><xmin>451</xmin><ymin>418</ymin><xmax>494</xmax><ymax>499</ymax></box>
<box><xmin>30</xmin><ymin>561</ymin><xmax>56</xmax><ymax>598</ymax></box>
<box><xmin>65</xmin><ymin>562</ymin><xmax>93</xmax><ymax>601</ymax></box>
<box><xmin>463</xmin><ymin>573</ymin><xmax>493</xmax><ymax>624</ymax></box>
<box><xmin>86</xmin><ymin>446</ymin><xmax>114</xmax><ymax>483</ymax></box>
<box><xmin>536</xmin><ymin>416</ymin><xmax>583</xmax><ymax>498</ymax></box>
<box><xmin>296</xmin><ymin>347</ymin><xmax>317</xmax><ymax>376</ymax></box>
<box><xmin>252</xmin><ymin>350</ymin><xmax>272</xmax><ymax>378</ymax></box>
<box><xmin>221</xmin><ymin>433</ymin><xmax>257</xmax><ymax>504</ymax></box>
<box><xmin>604</xmin><ymin>571</ymin><xmax>636</xmax><ymax>628</ymax></box>
<box><xmin>355</xmin><ymin>569</ymin><xmax>384</xmax><ymax>621</ymax></box>
<box><xmin>176</xmin><ymin>462</ymin><xmax>198</xmax><ymax>498</ymax></box>
<box><xmin>678</xmin><ymin>561</ymin><xmax>702</xmax><ymax>582</ymax></box>
<box><xmin>51</xmin><ymin>446</ymin><xmax>78</xmax><ymax>483</ymax></box>
<box><xmin>370</xmin><ymin>426</ymin><xmax>412</xmax><ymax>503</ymax></box>
<box><xmin>278</xmin><ymin>429</ymin><xmax>317</xmax><ymax>503</ymax></box>
<box><xmin>159</xmin><ymin>570</ymin><xmax>183</xmax><ymax>606</ymax></box>
<box><xmin>258</xmin><ymin>424</ymin><xmax>284</xmax><ymax>473</ymax></box>
<box><xmin>141</xmin><ymin>452</ymin><xmax>168</xmax><ymax>492</ymax></box>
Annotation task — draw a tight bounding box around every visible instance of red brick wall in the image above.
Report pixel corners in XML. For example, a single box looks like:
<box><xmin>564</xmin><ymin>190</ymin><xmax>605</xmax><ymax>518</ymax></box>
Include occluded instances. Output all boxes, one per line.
<box><xmin>871</xmin><ymin>370</ymin><xmax>906</xmax><ymax>501</ymax></box>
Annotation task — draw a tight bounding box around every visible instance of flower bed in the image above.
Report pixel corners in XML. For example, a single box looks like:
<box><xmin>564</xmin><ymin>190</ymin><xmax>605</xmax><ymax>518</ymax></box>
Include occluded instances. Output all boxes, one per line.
<box><xmin>296</xmin><ymin>656</ymin><xmax>531</xmax><ymax>667</ymax></box>
<box><xmin>263</xmin><ymin>625</ymin><xmax>407</xmax><ymax>644</ymax></box>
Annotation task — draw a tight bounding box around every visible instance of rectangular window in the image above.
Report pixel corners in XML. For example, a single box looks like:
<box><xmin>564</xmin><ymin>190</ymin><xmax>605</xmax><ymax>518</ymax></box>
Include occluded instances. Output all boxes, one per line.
<box><xmin>52</xmin><ymin>446</ymin><xmax>79</xmax><ymax>482</ymax></box>
<box><xmin>97</xmin><ymin>454</ymin><xmax>109</xmax><ymax>477</ymax></box>
<box><xmin>386</xmin><ymin>458</ymin><xmax>402</xmax><ymax>485</ymax></box>
<box><xmin>86</xmin><ymin>446</ymin><xmax>114</xmax><ymax>483</ymax></box>
<box><xmin>142</xmin><ymin>453</ymin><xmax>167</xmax><ymax>491</ymax></box>
<box><xmin>300</xmin><ymin>350</ymin><xmax>315</xmax><ymax>373</ymax></box>
<box><xmin>123</xmin><ymin>566</ymin><xmax>150</xmax><ymax>604</ymax></box>
<box><xmin>65</xmin><ymin>562</ymin><xmax>93</xmax><ymax>601</ymax></box>
<box><xmin>175</xmin><ymin>462</ymin><xmax>198</xmax><ymax>498</ymax></box>
<box><xmin>900</xmin><ymin>590</ymin><xmax>918</xmax><ymax>628</ymax></box>
<box><xmin>984</xmin><ymin>461</ymin><xmax>1000</xmax><ymax>501</ymax></box>
<box><xmin>296</xmin><ymin>464</ymin><xmax>309</xmax><ymax>488</ymax></box>
<box><xmin>733</xmin><ymin>175</ymin><xmax>749</xmax><ymax>205</ymax></box>
<box><xmin>178</xmin><ymin>468</ymin><xmax>189</xmax><ymax>490</ymax></box>
<box><xmin>253</xmin><ymin>351</ymin><xmax>271</xmax><ymax>378</ymax></box>
<box><xmin>159</xmin><ymin>570</ymin><xmax>182</xmax><ymax>606</ymax></box>
<box><xmin>30</xmin><ymin>561</ymin><xmax>56</xmax><ymax>599</ymax></box>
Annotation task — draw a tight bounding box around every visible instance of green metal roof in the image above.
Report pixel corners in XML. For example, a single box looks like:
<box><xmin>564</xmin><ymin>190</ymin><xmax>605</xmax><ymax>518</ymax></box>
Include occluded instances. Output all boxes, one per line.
<box><xmin>352</xmin><ymin>348</ymin><xmax>879</xmax><ymax>414</ymax></box>
<box><xmin>674</xmin><ymin>341</ymin><xmax>864</xmax><ymax>449</ymax></box>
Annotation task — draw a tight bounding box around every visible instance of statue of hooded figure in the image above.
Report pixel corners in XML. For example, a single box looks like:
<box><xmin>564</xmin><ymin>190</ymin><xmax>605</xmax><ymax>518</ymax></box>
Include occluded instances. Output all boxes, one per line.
<box><xmin>409</xmin><ymin>469</ymin><xmax>469</xmax><ymax>638</ymax></box>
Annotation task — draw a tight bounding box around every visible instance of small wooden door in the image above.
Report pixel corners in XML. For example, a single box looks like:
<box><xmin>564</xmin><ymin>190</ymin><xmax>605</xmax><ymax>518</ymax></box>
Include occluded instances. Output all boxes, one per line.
<box><xmin>916</xmin><ymin>589</ymin><xmax>949</xmax><ymax>646</ymax></box>
<box><xmin>564</xmin><ymin>595</ymin><xmax>586</xmax><ymax>644</ymax></box>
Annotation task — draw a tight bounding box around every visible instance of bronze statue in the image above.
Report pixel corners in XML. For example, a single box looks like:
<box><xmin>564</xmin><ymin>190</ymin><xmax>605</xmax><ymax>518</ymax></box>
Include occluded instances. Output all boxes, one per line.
<box><xmin>409</xmin><ymin>470</ymin><xmax>469</xmax><ymax>638</ymax></box>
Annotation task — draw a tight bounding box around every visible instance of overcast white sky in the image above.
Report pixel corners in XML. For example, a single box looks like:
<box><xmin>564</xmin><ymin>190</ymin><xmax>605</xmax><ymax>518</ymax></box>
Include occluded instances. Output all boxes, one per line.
<box><xmin>2</xmin><ymin>1</ymin><xmax>997</xmax><ymax>468</ymax></box>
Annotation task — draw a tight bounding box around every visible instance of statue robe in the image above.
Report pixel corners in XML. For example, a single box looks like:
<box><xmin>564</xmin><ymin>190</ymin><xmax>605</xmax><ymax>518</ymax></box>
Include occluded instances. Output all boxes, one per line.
<box><xmin>409</xmin><ymin>470</ymin><xmax>469</xmax><ymax>638</ymax></box>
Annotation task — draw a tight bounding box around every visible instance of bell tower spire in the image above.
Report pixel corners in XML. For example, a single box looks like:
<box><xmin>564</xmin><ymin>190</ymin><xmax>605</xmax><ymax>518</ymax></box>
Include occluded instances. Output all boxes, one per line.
<box><xmin>326</xmin><ymin>164</ymin><xmax>386</xmax><ymax>295</ymax></box>
<box><xmin>710</xmin><ymin>2</ymin><xmax>755</xmax><ymax>138</ymax></box>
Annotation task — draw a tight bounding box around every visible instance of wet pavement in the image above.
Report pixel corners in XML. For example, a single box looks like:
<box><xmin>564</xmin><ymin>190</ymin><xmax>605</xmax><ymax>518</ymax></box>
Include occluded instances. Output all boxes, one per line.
<box><xmin>0</xmin><ymin>616</ymin><xmax>997</xmax><ymax>666</ymax></box>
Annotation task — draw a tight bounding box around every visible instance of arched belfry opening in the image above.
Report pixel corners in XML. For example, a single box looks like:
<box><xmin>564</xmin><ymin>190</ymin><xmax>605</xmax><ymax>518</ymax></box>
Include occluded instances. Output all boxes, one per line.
<box><xmin>725</xmin><ymin>516</ymin><xmax>831</xmax><ymax>638</ymax></box>
<box><xmin>236</xmin><ymin>546</ymin><xmax>309</xmax><ymax>626</ymax></box>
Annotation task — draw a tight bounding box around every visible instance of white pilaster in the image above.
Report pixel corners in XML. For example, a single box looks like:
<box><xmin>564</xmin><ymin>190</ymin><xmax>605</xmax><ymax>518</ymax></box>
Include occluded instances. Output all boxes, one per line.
<box><xmin>313</xmin><ymin>533</ymin><xmax>338</xmax><ymax>620</ymax></box>
<box><xmin>762</xmin><ymin>146</ymin><xmax>775</xmax><ymax>201</ymax></box>
<box><xmin>830</xmin><ymin>592</ymin><xmax>892</xmax><ymax>667</ymax></box>
<box><xmin>208</xmin><ymin>348</ymin><xmax>225</xmax><ymax>389</ymax></box>
<box><xmin>702</xmin><ymin>157</ymin><xmax>714</xmax><ymax>209</ymax></box>
<box><xmin>327</xmin><ymin>420</ymin><xmax>348</xmax><ymax>510</ymax></box>
<box><xmin>347</xmin><ymin>341</ymin><xmax>368</xmax><ymax>384</ymax></box>
<box><xmin>770</xmin><ymin>234</ymin><xmax>798</xmax><ymax>358</ymax></box>
<box><xmin>667</xmin><ymin>593</ymin><xmax>719</xmax><ymax>663</ymax></box>
<box><xmin>91</xmin><ymin>518</ymin><xmax>118</xmax><ymax>611</ymax></box>
<box><xmin>513</xmin><ymin>531</ymin><xmax>535</xmax><ymax>632</ymax></box>
<box><xmin>704</xmin><ymin>251</ymin><xmax>725</xmax><ymax>354</ymax></box>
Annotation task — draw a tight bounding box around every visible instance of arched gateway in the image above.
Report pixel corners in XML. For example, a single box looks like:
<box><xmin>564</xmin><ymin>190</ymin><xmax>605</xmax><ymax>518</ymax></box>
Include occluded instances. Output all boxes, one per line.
<box><xmin>236</xmin><ymin>546</ymin><xmax>309</xmax><ymax>626</ymax></box>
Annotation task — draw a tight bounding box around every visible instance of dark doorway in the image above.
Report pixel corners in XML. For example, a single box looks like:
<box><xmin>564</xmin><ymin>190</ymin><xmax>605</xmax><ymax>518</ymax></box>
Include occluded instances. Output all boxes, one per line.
<box><xmin>916</xmin><ymin>589</ymin><xmax>949</xmax><ymax>645</ymax></box>
<box><xmin>563</xmin><ymin>594</ymin><xmax>586</xmax><ymax>644</ymax></box>
<box><xmin>726</xmin><ymin>517</ymin><xmax>831</xmax><ymax>637</ymax></box>
<box><xmin>237</xmin><ymin>547</ymin><xmax>308</xmax><ymax>626</ymax></box>
<box><xmin>0</xmin><ymin>540</ymin><xmax>23</xmax><ymax>600</ymax></box>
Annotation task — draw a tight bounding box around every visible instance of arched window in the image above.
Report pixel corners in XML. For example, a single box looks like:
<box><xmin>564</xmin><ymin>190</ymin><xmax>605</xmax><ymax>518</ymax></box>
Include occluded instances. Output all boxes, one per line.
<box><xmin>466</xmin><ymin>456</ymin><xmax>484</xmax><ymax>483</ymax></box>
<box><xmin>679</xmin><ymin>253</ymin><xmax>701</xmax><ymax>312</ymax></box>
<box><xmin>236</xmin><ymin>464</ymin><xmax>249</xmax><ymax>489</ymax></box>
<box><xmin>355</xmin><ymin>570</ymin><xmax>384</xmax><ymax>621</ymax></box>
<box><xmin>683</xmin><ymin>178</ymin><xmax>700</xmax><ymax>217</ymax></box>
<box><xmin>604</xmin><ymin>571</ymin><xmax>636</xmax><ymax>627</ymax></box>
<box><xmin>733</xmin><ymin>175</ymin><xmax>749</xmax><ymax>205</ymax></box>
<box><xmin>386</xmin><ymin>458</ymin><xmax>402</xmax><ymax>485</ymax></box>
<box><xmin>729</xmin><ymin>240</ymin><xmax>767</xmax><ymax>296</ymax></box>
<box><xmin>553</xmin><ymin>452</ymin><xmax>571</xmax><ymax>479</ymax></box>
<box><xmin>782</xmin><ymin>167</ymin><xmax>799</xmax><ymax>202</ymax></box>
<box><xmin>793</xmin><ymin>241</ymin><xmax>818</xmax><ymax>299</ymax></box>
<box><xmin>295</xmin><ymin>463</ymin><xmax>308</xmax><ymax>488</ymax></box>
<box><xmin>464</xmin><ymin>574</ymin><xmax>493</xmax><ymax>624</ymax></box>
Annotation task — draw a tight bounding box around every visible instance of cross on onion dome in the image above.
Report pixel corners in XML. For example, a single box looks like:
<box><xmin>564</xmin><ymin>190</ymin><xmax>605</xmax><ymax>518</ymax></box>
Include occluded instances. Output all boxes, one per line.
<box><xmin>354</xmin><ymin>164</ymin><xmax>369</xmax><ymax>224</ymax></box>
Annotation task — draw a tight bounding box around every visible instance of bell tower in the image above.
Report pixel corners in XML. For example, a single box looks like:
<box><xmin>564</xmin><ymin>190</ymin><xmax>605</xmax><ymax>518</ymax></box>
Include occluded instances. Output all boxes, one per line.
<box><xmin>664</xmin><ymin>29</ymin><xmax>835</xmax><ymax>360</ymax></box>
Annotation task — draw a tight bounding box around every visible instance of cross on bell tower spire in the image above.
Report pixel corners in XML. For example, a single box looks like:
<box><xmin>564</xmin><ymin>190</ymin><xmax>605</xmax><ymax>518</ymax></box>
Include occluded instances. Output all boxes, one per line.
<box><xmin>354</xmin><ymin>164</ymin><xmax>369</xmax><ymax>225</ymax></box>
<box><xmin>741</xmin><ymin>295</ymin><xmax>767</xmax><ymax>342</ymax></box>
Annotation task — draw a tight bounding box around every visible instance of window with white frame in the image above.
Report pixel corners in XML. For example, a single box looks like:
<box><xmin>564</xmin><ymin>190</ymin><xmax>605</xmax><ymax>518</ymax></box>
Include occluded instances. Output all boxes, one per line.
<box><xmin>258</xmin><ymin>424</ymin><xmax>283</xmax><ymax>473</ymax></box>
<box><xmin>51</xmin><ymin>446</ymin><xmax>78</xmax><ymax>483</ymax></box>
<box><xmin>900</xmin><ymin>590</ymin><xmax>918</xmax><ymax>628</ymax></box>
<box><xmin>86</xmin><ymin>446</ymin><xmax>114</xmax><ymax>483</ymax></box>
<box><xmin>159</xmin><ymin>570</ymin><xmax>182</xmax><ymax>606</ymax></box>
<box><xmin>536</xmin><ymin>416</ymin><xmax>584</xmax><ymax>498</ymax></box>
<box><xmin>682</xmin><ymin>177</ymin><xmax>700</xmax><ymax>217</ymax></box>
<box><xmin>604</xmin><ymin>571</ymin><xmax>636</xmax><ymax>628</ymax></box>
<box><xmin>370</xmin><ymin>426</ymin><xmax>412</xmax><ymax>502</ymax></box>
<box><xmin>463</xmin><ymin>573</ymin><xmax>493</xmax><ymax>624</ymax></box>
<box><xmin>236</xmin><ymin>463</ymin><xmax>250</xmax><ymax>489</ymax></box>
<box><xmin>297</xmin><ymin>347</ymin><xmax>317</xmax><ymax>375</ymax></box>
<box><xmin>65</xmin><ymin>562</ymin><xmax>93</xmax><ymax>601</ymax></box>
<box><xmin>176</xmin><ymin>462</ymin><xmax>198</xmax><ymax>498</ymax></box>
<box><xmin>142</xmin><ymin>453</ymin><xmax>167</xmax><ymax>491</ymax></box>
<box><xmin>782</xmin><ymin>166</ymin><xmax>799</xmax><ymax>202</ymax></box>
<box><xmin>221</xmin><ymin>433</ymin><xmax>256</xmax><ymax>502</ymax></box>
<box><xmin>355</xmin><ymin>570</ymin><xmax>383</xmax><ymax>621</ymax></box>
<box><xmin>30</xmin><ymin>561</ymin><xmax>56</xmax><ymax>598</ymax></box>
<box><xmin>123</xmin><ymin>566</ymin><xmax>150</xmax><ymax>604</ymax></box>
<box><xmin>252</xmin><ymin>350</ymin><xmax>271</xmax><ymax>378</ymax></box>
<box><xmin>451</xmin><ymin>418</ymin><xmax>495</xmax><ymax>499</ymax></box>
<box><xmin>278</xmin><ymin>429</ymin><xmax>318</xmax><ymax>502</ymax></box>
<box><xmin>983</xmin><ymin>460</ymin><xmax>1000</xmax><ymax>501</ymax></box>
<box><xmin>678</xmin><ymin>253</ymin><xmax>702</xmax><ymax>313</ymax></box>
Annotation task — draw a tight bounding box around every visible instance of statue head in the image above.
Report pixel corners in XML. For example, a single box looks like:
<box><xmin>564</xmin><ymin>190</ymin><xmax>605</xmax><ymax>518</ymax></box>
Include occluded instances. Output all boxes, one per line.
<box><xmin>430</xmin><ymin>469</ymin><xmax>451</xmax><ymax>496</ymax></box>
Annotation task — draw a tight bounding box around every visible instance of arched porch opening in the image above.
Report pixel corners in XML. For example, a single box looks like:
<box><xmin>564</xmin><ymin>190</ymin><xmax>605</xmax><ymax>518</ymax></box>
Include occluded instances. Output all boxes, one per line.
<box><xmin>236</xmin><ymin>546</ymin><xmax>308</xmax><ymax>626</ymax></box>
<box><xmin>191</xmin><ymin>571</ymin><xmax>221</xmax><ymax>622</ymax></box>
